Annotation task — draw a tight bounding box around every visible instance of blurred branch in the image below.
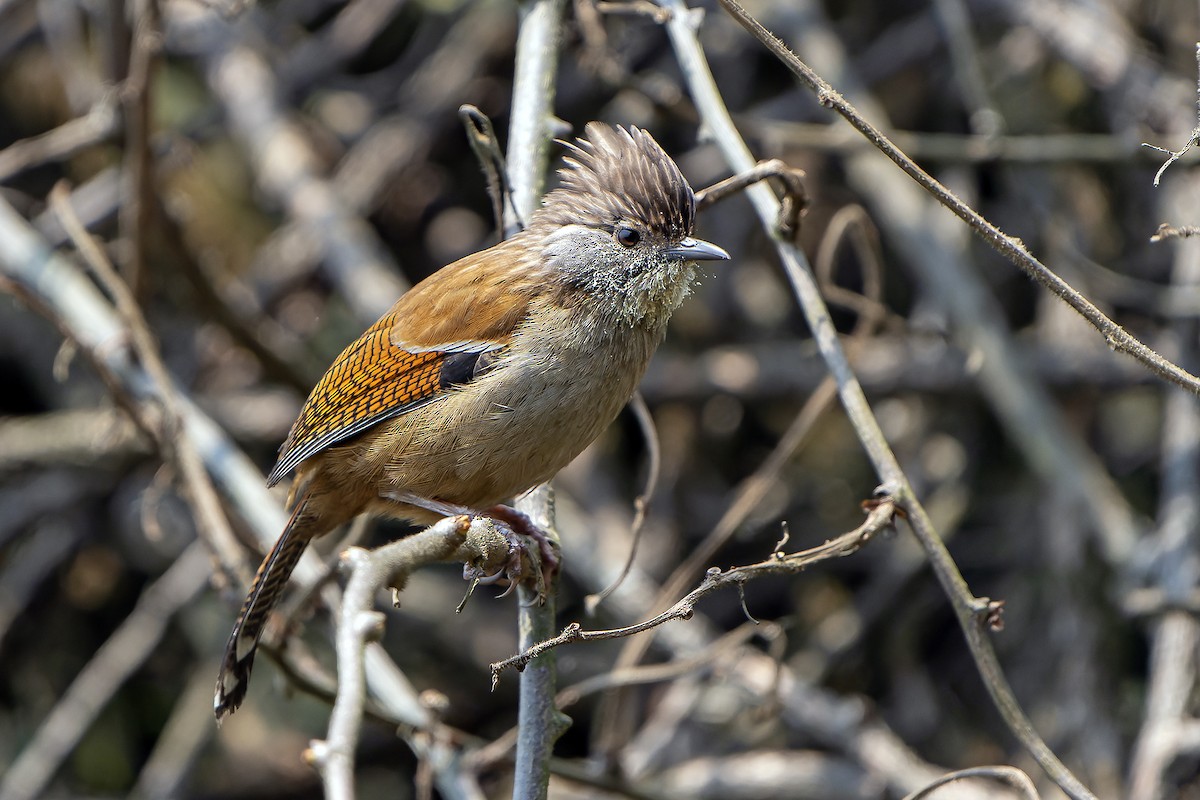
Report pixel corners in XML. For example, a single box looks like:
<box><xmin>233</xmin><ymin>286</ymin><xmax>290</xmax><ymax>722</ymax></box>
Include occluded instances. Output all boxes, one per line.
<box><xmin>0</xmin><ymin>542</ymin><xmax>212</xmax><ymax>800</ymax></box>
<box><xmin>199</xmin><ymin>29</ymin><xmax>408</xmax><ymax>321</ymax></box>
<box><xmin>0</xmin><ymin>92</ymin><xmax>119</xmax><ymax>182</ymax></box>
<box><xmin>930</xmin><ymin>0</ymin><xmax>1002</xmax><ymax>138</ymax></box>
<box><xmin>641</xmin><ymin>335</ymin><xmax>1152</xmax><ymax>400</ymax></box>
<box><xmin>655</xmin><ymin>749</ymin><xmax>878</xmax><ymax>799</ymax></box>
<box><xmin>0</xmin><ymin>189</ymin><xmax>290</xmax><ymax>542</ymax></box>
<box><xmin>118</xmin><ymin>0</ymin><xmax>160</xmax><ymax>296</ymax></box>
<box><xmin>1127</xmin><ymin>180</ymin><xmax>1200</xmax><ymax>800</ymax></box>
<box><xmin>50</xmin><ymin>182</ymin><xmax>250</xmax><ymax>586</ymax></box>
<box><xmin>0</xmin><ymin>518</ymin><xmax>83</xmax><ymax>650</ymax></box>
<box><xmin>583</xmin><ymin>389</ymin><xmax>660</xmax><ymax>612</ymax></box>
<box><xmin>665</xmin><ymin>2</ymin><xmax>1099</xmax><ymax>797</ymax></box>
<box><xmin>132</xmin><ymin>665</ymin><xmax>218</xmax><ymax>799</ymax></box>
<box><xmin>0</xmin><ymin>407</ymin><xmax>150</xmax><ymax>469</ymax></box>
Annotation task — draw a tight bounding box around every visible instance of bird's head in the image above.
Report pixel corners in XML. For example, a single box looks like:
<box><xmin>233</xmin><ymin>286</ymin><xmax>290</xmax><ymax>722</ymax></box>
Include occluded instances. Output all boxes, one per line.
<box><xmin>527</xmin><ymin>123</ymin><xmax>729</xmax><ymax>328</ymax></box>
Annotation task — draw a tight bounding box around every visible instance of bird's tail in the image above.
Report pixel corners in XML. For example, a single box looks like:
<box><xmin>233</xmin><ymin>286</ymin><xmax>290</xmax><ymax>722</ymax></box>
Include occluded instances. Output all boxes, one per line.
<box><xmin>214</xmin><ymin>494</ymin><xmax>315</xmax><ymax>720</ymax></box>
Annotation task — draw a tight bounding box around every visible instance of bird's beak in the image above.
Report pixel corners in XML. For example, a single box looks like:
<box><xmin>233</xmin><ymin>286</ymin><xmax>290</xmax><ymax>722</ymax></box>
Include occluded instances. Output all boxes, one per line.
<box><xmin>666</xmin><ymin>237</ymin><xmax>730</xmax><ymax>262</ymax></box>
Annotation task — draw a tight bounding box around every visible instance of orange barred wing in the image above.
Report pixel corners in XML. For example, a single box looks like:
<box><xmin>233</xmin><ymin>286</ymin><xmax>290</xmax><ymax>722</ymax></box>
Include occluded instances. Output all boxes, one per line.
<box><xmin>266</xmin><ymin>310</ymin><xmax>496</xmax><ymax>487</ymax></box>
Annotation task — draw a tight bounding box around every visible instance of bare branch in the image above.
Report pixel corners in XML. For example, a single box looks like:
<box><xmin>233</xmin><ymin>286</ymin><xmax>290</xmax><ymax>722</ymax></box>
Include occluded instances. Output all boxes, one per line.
<box><xmin>492</xmin><ymin>500</ymin><xmax>893</xmax><ymax>677</ymax></box>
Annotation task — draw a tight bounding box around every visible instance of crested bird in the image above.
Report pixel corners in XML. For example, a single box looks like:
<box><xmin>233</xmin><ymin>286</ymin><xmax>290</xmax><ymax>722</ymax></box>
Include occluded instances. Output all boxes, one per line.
<box><xmin>214</xmin><ymin>122</ymin><xmax>729</xmax><ymax>719</ymax></box>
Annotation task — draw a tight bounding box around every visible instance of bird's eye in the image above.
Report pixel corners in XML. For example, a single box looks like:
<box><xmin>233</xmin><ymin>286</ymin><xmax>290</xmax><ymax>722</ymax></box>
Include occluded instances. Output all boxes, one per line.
<box><xmin>615</xmin><ymin>227</ymin><xmax>641</xmax><ymax>248</ymax></box>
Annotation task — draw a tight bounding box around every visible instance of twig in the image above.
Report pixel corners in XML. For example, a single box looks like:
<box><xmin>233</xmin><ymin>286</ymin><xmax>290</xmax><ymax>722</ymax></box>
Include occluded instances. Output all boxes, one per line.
<box><xmin>1141</xmin><ymin>43</ymin><xmax>1200</xmax><ymax>186</ymax></box>
<box><xmin>584</xmin><ymin>390</ymin><xmax>661</xmax><ymax>612</ymax></box>
<box><xmin>1151</xmin><ymin>223</ymin><xmax>1200</xmax><ymax>242</ymax></box>
<box><xmin>694</xmin><ymin>158</ymin><xmax>807</xmax><ymax>240</ymax></box>
<box><xmin>0</xmin><ymin>543</ymin><xmax>212</xmax><ymax>800</ymax></box>
<box><xmin>492</xmin><ymin>500</ymin><xmax>892</xmax><ymax>676</ymax></box>
<box><xmin>0</xmin><ymin>93</ymin><xmax>119</xmax><ymax>182</ymax></box>
<box><xmin>459</xmin><ymin>105</ymin><xmax>521</xmax><ymax>238</ymax></box>
<box><xmin>901</xmin><ymin>766</ymin><xmax>1040</xmax><ymax>800</ymax></box>
<box><xmin>728</xmin><ymin>0</ymin><xmax>1142</xmax><ymax>566</ymax></box>
<box><xmin>664</xmin><ymin>2</ymin><xmax>1100</xmax><ymax>797</ymax></box>
<box><xmin>595</xmin><ymin>197</ymin><xmax>882</xmax><ymax>754</ymax></box>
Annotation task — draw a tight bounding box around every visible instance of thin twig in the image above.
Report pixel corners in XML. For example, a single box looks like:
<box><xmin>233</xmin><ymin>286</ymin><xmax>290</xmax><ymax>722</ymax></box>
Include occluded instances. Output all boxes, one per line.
<box><xmin>1141</xmin><ymin>43</ymin><xmax>1200</xmax><ymax>187</ymax></box>
<box><xmin>584</xmin><ymin>390</ymin><xmax>661</xmax><ymax>612</ymax></box>
<box><xmin>901</xmin><ymin>766</ymin><xmax>1040</xmax><ymax>800</ymax></box>
<box><xmin>459</xmin><ymin>104</ymin><xmax>521</xmax><ymax>238</ymax></box>
<box><xmin>595</xmin><ymin>195</ymin><xmax>883</xmax><ymax>755</ymax></box>
<box><xmin>1151</xmin><ymin>223</ymin><xmax>1200</xmax><ymax>242</ymax></box>
<box><xmin>492</xmin><ymin>500</ymin><xmax>893</xmax><ymax>677</ymax></box>
<box><xmin>694</xmin><ymin>158</ymin><xmax>807</xmax><ymax>239</ymax></box>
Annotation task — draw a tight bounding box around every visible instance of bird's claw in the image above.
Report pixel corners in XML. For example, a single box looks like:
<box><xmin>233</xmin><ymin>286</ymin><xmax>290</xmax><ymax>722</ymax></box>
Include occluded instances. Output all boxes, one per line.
<box><xmin>457</xmin><ymin>510</ymin><xmax>558</xmax><ymax>605</ymax></box>
<box><xmin>485</xmin><ymin>508</ymin><xmax>559</xmax><ymax>604</ymax></box>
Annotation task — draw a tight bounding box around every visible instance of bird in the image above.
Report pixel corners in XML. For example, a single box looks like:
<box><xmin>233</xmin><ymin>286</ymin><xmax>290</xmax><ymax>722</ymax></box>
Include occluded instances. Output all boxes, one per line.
<box><xmin>214</xmin><ymin>122</ymin><xmax>729</xmax><ymax>719</ymax></box>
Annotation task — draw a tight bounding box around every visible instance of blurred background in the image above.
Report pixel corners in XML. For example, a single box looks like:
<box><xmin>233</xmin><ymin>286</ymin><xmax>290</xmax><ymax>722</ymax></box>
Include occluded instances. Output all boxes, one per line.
<box><xmin>1</xmin><ymin>0</ymin><xmax>1198</xmax><ymax>797</ymax></box>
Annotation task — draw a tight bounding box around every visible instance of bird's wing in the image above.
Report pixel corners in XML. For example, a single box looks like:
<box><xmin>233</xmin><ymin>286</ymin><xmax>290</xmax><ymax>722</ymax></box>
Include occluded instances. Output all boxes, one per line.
<box><xmin>267</xmin><ymin>246</ymin><xmax>537</xmax><ymax>487</ymax></box>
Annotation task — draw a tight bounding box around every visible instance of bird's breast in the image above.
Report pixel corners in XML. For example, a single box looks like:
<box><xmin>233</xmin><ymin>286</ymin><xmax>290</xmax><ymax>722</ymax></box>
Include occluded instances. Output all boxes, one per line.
<box><xmin>376</xmin><ymin>303</ymin><xmax>662</xmax><ymax>509</ymax></box>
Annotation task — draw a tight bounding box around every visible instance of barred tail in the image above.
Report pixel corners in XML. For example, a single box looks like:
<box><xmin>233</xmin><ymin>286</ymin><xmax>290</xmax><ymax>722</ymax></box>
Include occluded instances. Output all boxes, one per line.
<box><xmin>214</xmin><ymin>497</ymin><xmax>314</xmax><ymax>720</ymax></box>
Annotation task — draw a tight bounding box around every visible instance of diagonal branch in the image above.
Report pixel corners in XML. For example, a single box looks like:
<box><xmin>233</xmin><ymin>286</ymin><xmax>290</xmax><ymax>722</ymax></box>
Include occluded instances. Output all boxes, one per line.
<box><xmin>717</xmin><ymin>0</ymin><xmax>1200</xmax><ymax>398</ymax></box>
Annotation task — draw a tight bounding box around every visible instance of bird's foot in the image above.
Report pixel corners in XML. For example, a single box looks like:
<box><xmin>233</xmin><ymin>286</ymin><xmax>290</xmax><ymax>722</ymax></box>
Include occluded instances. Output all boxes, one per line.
<box><xmin>462</xmin><ymin>507</ymin><xmax>558</xmax><ymax>604</ymax></box>
<box><xmin>387</xmin><ymin>491</ymin><xmax>558</xmax><ymax>603</ymax></box>
<box><xmin>483</xmin><ymin>505</ymin><xmax>560</xmax><ymax>593</ymax></box>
